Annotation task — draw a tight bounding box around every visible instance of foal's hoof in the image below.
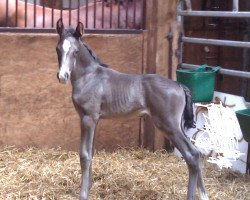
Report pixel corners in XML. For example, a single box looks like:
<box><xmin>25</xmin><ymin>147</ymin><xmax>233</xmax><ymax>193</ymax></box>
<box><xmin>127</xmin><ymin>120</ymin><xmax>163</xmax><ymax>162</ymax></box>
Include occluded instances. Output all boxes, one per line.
<box><xmin>80</xmin><ymin>193</ymin><xmax>88</xmax><ymax>200</ymax></box>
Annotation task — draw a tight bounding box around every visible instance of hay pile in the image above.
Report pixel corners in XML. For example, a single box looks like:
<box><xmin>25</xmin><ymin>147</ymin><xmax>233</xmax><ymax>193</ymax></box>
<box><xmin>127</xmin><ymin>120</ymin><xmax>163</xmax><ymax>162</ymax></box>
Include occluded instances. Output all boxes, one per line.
<box><xmin>0</xmin><ymin>146</ymin><xmax>249</xmax><ymax>200</ymax></box>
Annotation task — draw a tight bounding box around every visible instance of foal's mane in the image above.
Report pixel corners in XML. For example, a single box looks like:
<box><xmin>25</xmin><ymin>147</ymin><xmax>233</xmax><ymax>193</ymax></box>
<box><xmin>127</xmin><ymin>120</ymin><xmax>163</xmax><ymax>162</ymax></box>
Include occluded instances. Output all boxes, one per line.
<box><xmin>81</xmin><ymin>41</ymin><xmax>109</xmax><ymax>68</ymax></box>
<box><xmin>65</xmin><ymin>28</ymin><xmax>108</xmax><ymax>68</ymax></box>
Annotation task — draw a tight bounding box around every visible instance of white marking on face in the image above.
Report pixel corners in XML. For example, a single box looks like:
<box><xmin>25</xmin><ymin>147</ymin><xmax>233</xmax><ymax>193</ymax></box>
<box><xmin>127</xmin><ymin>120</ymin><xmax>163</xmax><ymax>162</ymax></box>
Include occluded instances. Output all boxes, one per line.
<box><xmin>58</xmin><ymin>39</ymin><xmax>72</xmax><ymax>82</ymax></box>
<box><xmin>58</xmin><ymin>64</ymin><xmax>70</xmax><ymax>79</ymax></box>
<box><xmin>62</xmin><ymin>39</ymin><xmax>71</xmax><ymax>53</ymax></box>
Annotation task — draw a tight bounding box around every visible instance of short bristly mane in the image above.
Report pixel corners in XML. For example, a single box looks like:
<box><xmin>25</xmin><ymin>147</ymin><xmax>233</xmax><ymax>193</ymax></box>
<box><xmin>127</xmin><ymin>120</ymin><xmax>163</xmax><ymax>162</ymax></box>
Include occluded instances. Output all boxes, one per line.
<box><xmin>64</xmin><ymin>28</ymin><xmax>108</xmax><ymax>68</ymax></box>
<box><xmin>81</xmin><ymin>41</ymin><xmax>109</xmax><ymax>68</ymax></box>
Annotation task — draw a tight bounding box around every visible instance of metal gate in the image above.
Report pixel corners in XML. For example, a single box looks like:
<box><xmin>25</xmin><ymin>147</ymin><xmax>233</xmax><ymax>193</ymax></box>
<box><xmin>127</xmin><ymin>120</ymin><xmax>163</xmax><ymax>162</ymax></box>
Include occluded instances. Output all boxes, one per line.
<box><xmin>178</xmin><ymin>0</ymin><xmax>250</xmax><ymax>100</ymax></box>
<box><xmin>0</xmin><ymin>0</ymin><xmax>146</xmax><ymax>33</ymax></box>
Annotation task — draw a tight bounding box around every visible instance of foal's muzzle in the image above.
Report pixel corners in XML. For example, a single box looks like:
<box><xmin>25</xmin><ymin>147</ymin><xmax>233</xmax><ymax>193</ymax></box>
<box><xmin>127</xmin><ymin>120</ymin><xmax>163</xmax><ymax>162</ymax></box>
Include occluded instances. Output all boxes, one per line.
<box><xmin>57</xmin><ymin>72</ymin><xmax>69</xmax><ymax>84</ymax></box>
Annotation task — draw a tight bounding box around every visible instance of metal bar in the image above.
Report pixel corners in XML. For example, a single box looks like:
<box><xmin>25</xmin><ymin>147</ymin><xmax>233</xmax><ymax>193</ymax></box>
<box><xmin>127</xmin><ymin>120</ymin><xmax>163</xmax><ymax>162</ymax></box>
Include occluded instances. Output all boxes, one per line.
<box><xmin>141</xmin><ymin>0</ymin><xmax>146</xmax><ymax>29</ymax></box>
<box><xmin>42</xmin><ymin>1</ymin><xmax>45</xmax><ymax>28</ymax></box>
<box><xmin>34</xmin><ymin>0</ymin><xmax>36</xmax><ymax>27</ymax></box>
<box><xmin>84</xmin><ymin>28</ymin><xmax>144</xmax><ymax>34</ymax></box>
<box><xmin>213</xmin><ymin>68</ymin><xmax>250</xmax><ymax>79</ymax></box>
<box><xmin>60</xmin><ymin>2</ymin><xmax>62</xmax><ymax>19</ymax></box>
<box><xmin>182</xmin><ymin>36</ymin><xmax>250</xmax><ymax>48</ymax></box>
<box><xmin>181</xmin><ymin>63</ymin><xmax>250</xmax><ymax>79</ymax></box>
<box><xmin>125</xmin><ymin>0</ymin><xmax>129</xmax><ymax>28</ymax></box>
<box><xmin>69</xmin><ymin>0</ymin><xmax>72</xmax><ymax>26</ymax></box>
<box><xmin>110</xmin><ymin>0</ymin><xmax>113</xmax><ymax>28</ymax></box>
<box><xmin>185</xmin><ymin>0</ymin><xmax>192</xmax><ymax>11</ymax></box>
<box><xmin>51</xmin><ymin>0</ymin><xmax>54</xmax><ymax>28</ymax></box>
<box><xmin>233</xmin><ymin>0</ymin><xmax>239</xmax><ymax>12</ymax></box>
<box><xmin>6</xmin><ymin>0</ymin><xmax>9</xmax><ymax>26</ymax></box>
<box><xmin>178</xmin><ymin>11</ymin><xmax>250</xmax><ymax>18</ymax></box>
<box><xmin>25</xmin><ymin>0</ymin><xmax>27</xmax><ymax>27</ymax></box>
<box><xmin>86</xmin><ymin>0</ymin><xmax>88</xmax><ymax>28</ymax></box>
<box><xmin>178</xmin><ymin>1</ymin><xmax>185</xmax><ymax>65</ymax></box>
<box><xmin>0</xmin><ymin>27</ymin><xmax>144</xmax><ymax>34</ymax></box>
<box><xmin>101</xmin><ymin>0</ymin><xmax>104</xmax><ymax>28</ymax></box>
<box><xmin>0</xmin><ymin>27</ymin><xmax>56</xmax><ymax>33</ymax></box>
<box><xmin>133</xmin><ymin>0</ymin><xmax>136</xmax><ymax>28</ymax></box>
<box><xmin>15</xmin><ymin>0</ymin><xmax>18</xmax><ymax>26</ymax></box>
<box><xmin>94</xmin><ymin>0</ymin><xmax>96</xmax><ymax>28</ymax></box>
<box><xmin>77</xmin><ymin>0</ymin><xmax>80</xmax><ymax>23</ymax></box>
<box><xmin>118</xmin><ymin>0</ymin><xmax>121</xmax><ymax>28</ymax></box>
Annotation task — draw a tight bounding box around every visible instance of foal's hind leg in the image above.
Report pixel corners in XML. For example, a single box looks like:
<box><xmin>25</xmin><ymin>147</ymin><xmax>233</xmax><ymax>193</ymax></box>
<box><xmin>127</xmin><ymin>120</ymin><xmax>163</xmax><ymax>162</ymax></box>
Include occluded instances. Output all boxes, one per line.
<box><xmin>169</xmin><ymin>129</ymin><xmax>200</xmax><ymax>200</ymax></box>
<box><xmin>168</xmin><ymin>128</ymin><xmax>208</xmax><ymax>200</ymax></box>
<box><xmin>197</xmin><ymin>167</ymin><xmax>209</xmax><ymax>200</ymax></box>
<box><xmin>154</xmin><ymin>119</ymin><xmax>207</xmax><ymax>200</ymax></box>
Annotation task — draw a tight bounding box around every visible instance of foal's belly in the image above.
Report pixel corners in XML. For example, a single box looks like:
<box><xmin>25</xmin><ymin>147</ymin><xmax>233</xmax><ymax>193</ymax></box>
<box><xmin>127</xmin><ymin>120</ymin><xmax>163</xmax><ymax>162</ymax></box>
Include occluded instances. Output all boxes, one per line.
<box><xmin>100</xmin><ymin>107</ymin><xmax>150</xmax><ymax>119</ymax></box>
<box><xmin>99</xmin><ymin>72</ymin><xmax>148</xmax><ymax>119</ymax></box>
<box><xmin>99</xmin><ymin>94</ymin><xmax>149</xmax><ymax>119</ymax></box>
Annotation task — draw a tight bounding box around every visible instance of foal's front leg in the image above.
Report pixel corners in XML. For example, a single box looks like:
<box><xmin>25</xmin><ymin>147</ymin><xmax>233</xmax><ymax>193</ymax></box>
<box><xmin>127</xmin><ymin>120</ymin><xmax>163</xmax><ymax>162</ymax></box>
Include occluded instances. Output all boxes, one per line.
<box><xmin>79</xmin><ymin>115</ymin><xmax>97</xmax><ymax>200</ymax></box>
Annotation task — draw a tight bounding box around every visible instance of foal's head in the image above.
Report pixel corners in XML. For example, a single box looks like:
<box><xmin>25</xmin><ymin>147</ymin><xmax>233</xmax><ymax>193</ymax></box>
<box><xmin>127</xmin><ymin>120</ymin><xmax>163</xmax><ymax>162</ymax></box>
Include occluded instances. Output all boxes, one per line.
<box><xmin>56</xmin><ymin>19</ymin><xmax>84</xmax><ymax>83</ymax></box>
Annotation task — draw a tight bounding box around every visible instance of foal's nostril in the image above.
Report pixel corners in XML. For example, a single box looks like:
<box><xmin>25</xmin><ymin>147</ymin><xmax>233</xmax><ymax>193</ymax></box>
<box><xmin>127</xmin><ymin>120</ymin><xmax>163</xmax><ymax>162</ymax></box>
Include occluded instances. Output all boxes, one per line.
<box><xmin>57</xmin><ymin>71</ymin><xmax>69</xmax><ymax>83</ymax></box>
<box><xmin>65</xmin><ymin>72</ymin><xmax>69</xmax><ymax>80</ymax></box>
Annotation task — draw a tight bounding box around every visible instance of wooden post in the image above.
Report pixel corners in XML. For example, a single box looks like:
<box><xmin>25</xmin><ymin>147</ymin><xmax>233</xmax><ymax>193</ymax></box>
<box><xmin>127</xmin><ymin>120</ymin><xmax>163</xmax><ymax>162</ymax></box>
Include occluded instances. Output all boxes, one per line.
<box><xmin>142</xmin><ymin>0</ymin><xmax>177</xmax><ymax>151</ymax></box>
<box><xmin>141</xmin><ymin>0</ymin><xmax>157</xmax><ymax>150</ymax></box>
<box><xmin>170</xmin><ymin>21</ymin><xmax>181</xmax><ymax>81</ymax></box>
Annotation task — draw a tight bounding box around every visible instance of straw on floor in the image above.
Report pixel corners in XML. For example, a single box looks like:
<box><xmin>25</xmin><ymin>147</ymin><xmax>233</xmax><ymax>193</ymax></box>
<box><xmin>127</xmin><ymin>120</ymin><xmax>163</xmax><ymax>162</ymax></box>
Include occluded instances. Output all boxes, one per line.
<box><xmin>0</xmin><ymin>146</ymin><xmax>249</xmax><ymax>200</ymax></box>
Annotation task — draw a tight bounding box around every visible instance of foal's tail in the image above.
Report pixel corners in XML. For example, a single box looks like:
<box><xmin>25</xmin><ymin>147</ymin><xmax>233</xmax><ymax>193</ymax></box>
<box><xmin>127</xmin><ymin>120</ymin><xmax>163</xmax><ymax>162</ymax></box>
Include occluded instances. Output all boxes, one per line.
<box><xmin>180</xmin><ymin>84</ymin><xmax>196</xmax><ymax>129</ymax></box>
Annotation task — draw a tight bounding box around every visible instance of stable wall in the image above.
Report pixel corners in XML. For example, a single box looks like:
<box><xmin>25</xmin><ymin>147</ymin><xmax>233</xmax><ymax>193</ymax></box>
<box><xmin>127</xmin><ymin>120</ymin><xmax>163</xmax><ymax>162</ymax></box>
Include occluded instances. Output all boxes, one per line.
<box><xmin>0</xmin><ymin>33</ymin><xmax>146</xmax><ymax>151</ymax></box>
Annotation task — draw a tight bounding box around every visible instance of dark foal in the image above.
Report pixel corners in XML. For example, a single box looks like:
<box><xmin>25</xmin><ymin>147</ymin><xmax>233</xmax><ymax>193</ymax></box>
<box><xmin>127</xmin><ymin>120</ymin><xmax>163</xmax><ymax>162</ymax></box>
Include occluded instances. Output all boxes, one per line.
<box><xmin>55</xmin><ymin>19</ymin><xmax>208</xmax><ymax>200</ymax></box>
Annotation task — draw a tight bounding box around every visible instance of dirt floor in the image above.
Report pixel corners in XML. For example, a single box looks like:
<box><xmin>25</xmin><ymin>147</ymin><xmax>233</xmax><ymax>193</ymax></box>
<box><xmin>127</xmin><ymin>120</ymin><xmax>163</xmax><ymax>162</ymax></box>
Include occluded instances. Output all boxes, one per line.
<box><xmin>0</xmin><ymin>147</ymin><xmax>249</xmax><ymax>200</ymax></box>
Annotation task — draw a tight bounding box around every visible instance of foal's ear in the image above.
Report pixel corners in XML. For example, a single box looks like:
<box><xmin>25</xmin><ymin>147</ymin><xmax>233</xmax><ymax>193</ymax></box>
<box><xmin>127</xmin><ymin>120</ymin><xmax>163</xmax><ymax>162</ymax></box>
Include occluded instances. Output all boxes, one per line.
<box><xmin>75</xmin><ymin>22</ymin><xmax>85</xmax><ymax>38</ymax></box>
<box><xmin>56</xmin><ymin>18</ymin><xmax>64</xmax><ymax>36</ymax></box>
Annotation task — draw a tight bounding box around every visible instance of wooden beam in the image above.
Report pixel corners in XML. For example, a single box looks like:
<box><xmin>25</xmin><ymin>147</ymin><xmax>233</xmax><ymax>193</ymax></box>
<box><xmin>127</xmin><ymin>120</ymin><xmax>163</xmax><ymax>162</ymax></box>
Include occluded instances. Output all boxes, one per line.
<box><xmin>170</xmin><ymin>21</ymin><xmax>181</xmax><ymax>80</ymax></box>
<box><xmin>142</xmin><ymin>0</ymin><xmax>177</xmax><ymax>151</ymax></box>
<box><xmin>141</xmin><ymin>0</ymin><xmax>157</xmax><ymax>150</ymax></box>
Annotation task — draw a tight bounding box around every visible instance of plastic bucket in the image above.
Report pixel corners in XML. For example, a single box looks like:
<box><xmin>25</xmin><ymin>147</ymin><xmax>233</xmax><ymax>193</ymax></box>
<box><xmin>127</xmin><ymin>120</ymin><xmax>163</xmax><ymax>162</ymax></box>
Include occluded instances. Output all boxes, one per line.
<box><xmin>176</xmin><ymin>65</ymin><xmax>220</xmax><ymax>102</ymax></box>
<box><xmin>236</xmin><ymin>109</ymin><xmax>250</xmax><ymax>142</ymax></box>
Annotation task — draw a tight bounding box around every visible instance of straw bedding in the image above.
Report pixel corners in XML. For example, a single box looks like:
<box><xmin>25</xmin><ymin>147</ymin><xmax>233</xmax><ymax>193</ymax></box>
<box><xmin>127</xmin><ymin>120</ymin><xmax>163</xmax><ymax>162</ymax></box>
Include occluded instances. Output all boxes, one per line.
<box><xmin>0</xmin><ymin>146</ymin><xmax>249</xmax><ymax>200</ymax></box>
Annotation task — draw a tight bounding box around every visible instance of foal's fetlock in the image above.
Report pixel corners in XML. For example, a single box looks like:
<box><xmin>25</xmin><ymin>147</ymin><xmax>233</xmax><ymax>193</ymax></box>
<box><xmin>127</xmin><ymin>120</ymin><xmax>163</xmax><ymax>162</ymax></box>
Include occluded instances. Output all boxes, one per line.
<box><xmin>186</xmin><ymin>154</ymin><xmax>200</xmax><ymax>171</ymax></box>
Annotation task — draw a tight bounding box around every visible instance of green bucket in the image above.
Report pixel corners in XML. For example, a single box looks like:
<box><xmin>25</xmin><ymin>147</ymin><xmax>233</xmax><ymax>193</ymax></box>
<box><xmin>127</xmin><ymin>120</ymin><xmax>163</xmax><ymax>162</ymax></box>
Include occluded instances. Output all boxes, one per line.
<box><xmin>236</xmin><ymin>109</ymin><xmax>250</xmax><ymax>143</ymax></box>
<box><xmin>176</xmin><ymin>65</ymin><xmax>220</xmax><ymax>102</ymax></box>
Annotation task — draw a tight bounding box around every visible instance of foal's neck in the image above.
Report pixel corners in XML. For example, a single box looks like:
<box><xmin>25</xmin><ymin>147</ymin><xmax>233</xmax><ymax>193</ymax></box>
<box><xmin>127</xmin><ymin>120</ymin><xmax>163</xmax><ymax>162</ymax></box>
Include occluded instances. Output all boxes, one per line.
<box><xmin>70</xmin><ymin>42</ymin><xmax>99</xmax><ymax>84</ymax></box>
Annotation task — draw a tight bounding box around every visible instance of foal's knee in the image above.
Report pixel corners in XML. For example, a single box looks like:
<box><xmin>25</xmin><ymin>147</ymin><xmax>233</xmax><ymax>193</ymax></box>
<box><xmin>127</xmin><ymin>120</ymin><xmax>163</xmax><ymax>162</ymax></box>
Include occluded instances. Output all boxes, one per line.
<box><xmin>79</xmin><ymin>151</ymin><xmax>92</xmax><ymax>169</ymax></box>
<box><xmin>80</xmin><ymin>152</ymin><xmax>92</xmax><ymax>162</ymax></box>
